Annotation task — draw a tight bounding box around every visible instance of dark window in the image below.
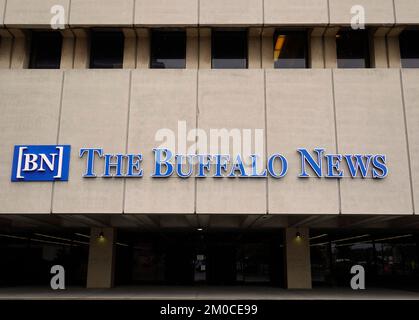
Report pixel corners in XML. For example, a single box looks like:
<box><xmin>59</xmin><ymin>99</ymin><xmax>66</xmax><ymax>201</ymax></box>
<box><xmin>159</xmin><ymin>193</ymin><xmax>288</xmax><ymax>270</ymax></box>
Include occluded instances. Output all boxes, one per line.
<box><xmin>399</xmin><ymin>30</ymin><xmax>419</xmax><ymax>68</ymax></box>
<box><xmin>336</xmin><ymin>30</ymin><xmax>370</xmax><ymax>68</ymax></box>
<box><xmin>90</xmin><ymin>31</ymin><xmax>124</xmax><ymax>69</ymax></box>
<box><xmin>150</xmin><ymin>30</ymin><xmax>186</xmax><ymax>69</ymax></box>
<box><xmin>273</xmin><ymin>30</ymin><xmax>308</xmax><ymax>68</ymax></box>
<box><xmin>29</xmin><ymin>31</ymin><xmax>62</xmax><ymax>69</ymax></box>
<box><xmin>212</xmin><ymin>30</ymin><xmax>248</xmax><ymax>69</ymax></box>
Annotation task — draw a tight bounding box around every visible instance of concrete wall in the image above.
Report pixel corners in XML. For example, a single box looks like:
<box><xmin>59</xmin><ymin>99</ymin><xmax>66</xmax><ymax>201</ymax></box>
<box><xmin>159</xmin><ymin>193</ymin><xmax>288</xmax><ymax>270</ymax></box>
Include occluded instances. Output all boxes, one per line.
<box><xmin>0</xmin><ymin>69</ymin><xmax>416</xmax><ymax>215</ymax></box>
<box><xmin>2</xmin><ymin>0</ymin><xmax>417</xmax><ymax>27</ymax></box>
<box><xmin>135</xmin><ymin>0</ymin><xmax>198</xmax><ymax>26</ymax></box>
<box><xmin>401</xmin><ymin>70</ymin><xmax>419</xmax><ymax>214</ymax></box>
<box><xmin>4</xmin><ymin>0</ymin><xmax>70</xmax><ymax>28</ymax></box>
<box><xmin>0</xmin><ymin>0</ymin><xmax>5</xmax><ymax>26</ymax></box>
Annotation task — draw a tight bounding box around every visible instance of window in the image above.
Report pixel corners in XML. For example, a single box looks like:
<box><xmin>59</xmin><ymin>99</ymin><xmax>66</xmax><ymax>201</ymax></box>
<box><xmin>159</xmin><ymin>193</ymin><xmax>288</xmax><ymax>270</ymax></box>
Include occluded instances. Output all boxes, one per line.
<box><xmin>399</xmin><ymin>30</ymin><xmax>419</xmax><ymax>68</ymax></box>
<box><xmin>150</xmin><ymin>30</ymin><xmax>186</xmax><ymax>69</ymax></box>
<box><xmin>336</xmin><ymin>30</ymin><xmax>370</xmax><ymax>68</ymax></box>
<box><xmin>212</xmin><ymin>30</ymin><xmax>248</xmax><ymax>69</ymax></box>
<box><xmin>90</xmin><ymin>31</ymin><xmax>124</xmax><ymax>69</ymax></box>
<box><xmin>29</xmin><ymin>31</ymin><xmax>62</xmax><ymax>69</ymax></box>
<box><xmin>273</xmin><ymin>30</ymin><xmax>308</xmax><ymax>68</ymax></box>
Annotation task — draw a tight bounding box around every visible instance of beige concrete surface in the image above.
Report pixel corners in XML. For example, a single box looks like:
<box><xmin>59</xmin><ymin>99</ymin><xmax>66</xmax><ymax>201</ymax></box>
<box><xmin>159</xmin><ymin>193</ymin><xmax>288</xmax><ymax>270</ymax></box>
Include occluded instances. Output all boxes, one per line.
<box><xmin>0</xmin><ymin>70</ymin><xmax>63</xmax><ymax>213</ymax></box>
<box><xmin>200</xmin><ymin>0</ymin><xmax>263</xmax><ymax>26</ymax></box>
<box><xmin>387</xmin><ymin>36</ymin><xmax>401</xmax><ymax>69</ymax></box>
<box><xmin>334</xmin><ymin>69</ymin><xmax>413</xmax><ymax>214</ymax></box>
<box><xmin>136</xmin><ymin>28</ymin><xmax>150</xmax><ymax>69</ymax></box>
<box><xmin>0</xmin><ymin>286</ymin><xmax>418</xmax><ymax>300</ymax></box>
<box><xmin>87</xmin><ymin>228</ymin><xmax>116</xmax><ymax>289</ymax></box>
<box><xmin>53</xmin><ymin>70</ymin><xmax>130</xmax><ymax>214</ymax></box>
<box><xmin>329</xmin><ymin>0</ymin><xmax>395</xmax><ymax>25</ymax></box>
<box><xmin>0</xmin><ymin>0</ymin><xmax>5</xmax><ymax>26</ymax></box>
<box><xmin>394</xmin><ymin>0</ymin><xmax>419</xmax><ymax>24</ymax></box>
<box><xmin>285</xmin><ymin>228</ymin><xmax>311</xmax><ymax>289</ymax></box>
<box><xmin>196</xmin><ymin>70</ymin><xmax>266</xmax><ymax>214</ymax></box>
<box><xmin>125</xmin><ymin>70</ymin><xmax>197</xmax><ymax>213</ymax></box>
<box><xmin>266</xmin><ymin>70</ymin><xmax>339</xmax><ymax>214</ymax></box>
<box><xmin>0</xmin><ymin>31</ymin><xmax>12</xmax><ymax>68</ymax></box>
<box><xmin>401</xmin><ymin>70</ymin><xmax>419</xmax><ymax>215</ymax></box>
<box><xmin>135</xmin><ymin>0</ymin><xmax>198</xmax><ymax>26</ymax></box>
<box><xmin>264</xmin><ymin>0</ymin><xmax>329</xmax><ymax>26</ymax></box>
<box><xmin>4</xmin><ymin>0</ymin><xmax>70</xmax><ymax>28</ymax></box>
<box><xmin>69</xmin><ymin>0</ymin><xmax>134</xmax><ymax>27</ymax></box>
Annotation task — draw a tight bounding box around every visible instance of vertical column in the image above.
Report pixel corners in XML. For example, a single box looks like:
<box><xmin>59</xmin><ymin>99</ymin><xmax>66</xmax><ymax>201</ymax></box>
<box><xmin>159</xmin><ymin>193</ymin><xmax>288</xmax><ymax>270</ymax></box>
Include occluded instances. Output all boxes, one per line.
<box><xmin>285</xmin><ymin>228</ymin><xmax>312</xmax><ymax>289</ymax></box>
<box><xmin>387</xmin><ymin>27</ymin><xmax>403</xmax><ymax>68</ymax></box>
<box><xmin>73</xmin><ymin>29</ymin><xmax>90</xmax><ymax>69</ymax></box>
<box><xmin>371</xmin><ymin>28</ymin><xmax>390</xmax><ymax>68</ymax></box>
<box><xmin>60</xmin><ymin>30</ymin><xmax>75</xmax><ymax>69</ymax></box>
<box><xmin>199</xmin><ymin>28</ymin><xmax>211</xmax><ymax>69</ymax></box>
<box><xmin>9</xmin><ymin>29</ymin><xmax>30</xmax><ymax>69</ymax></box>
<box><xmin>87</xmin><ymin>228</ymin><xmax>116</xmax><ymax>289</ymax></box>
<box><xmin>248</xmin><ymin>28</ymin><xmax>261</xmax><ymax>68</ymax></box>
<box><xmin>136</xmin><ymin>28</ymin><xmax>150</xmax><ymax>69</ymax></box>
<box><xmin>261</xmin><ymin>27</ymin><xmax>274</xmax><ymax>69</ymax></box>
<box><xmin>186</xmin><ymin>28</ymin><xmax>198</xmax><ymax>69</ymax></box>
<box><xmin>310</xmin><ymin>28</ymin><xmax>325</xmax><ymax>68</ymax></box>
<box><xmin>324</xmin><ymin>28</ymin><xmax>339</xmax><ymax>68</ymax></box>
<box><xmin>123</xmin><ymin>28</ymin><xmax>137</xmax><ymax>69</ymax></box>
<box><xmin>0</xmin><ymin>29</ymin><xmax>13</xmax><ymax>68</ymax></box>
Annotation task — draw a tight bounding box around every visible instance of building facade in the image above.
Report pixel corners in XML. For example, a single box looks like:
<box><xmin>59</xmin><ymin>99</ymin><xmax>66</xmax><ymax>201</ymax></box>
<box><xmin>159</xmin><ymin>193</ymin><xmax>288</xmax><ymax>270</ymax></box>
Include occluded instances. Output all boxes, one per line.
<box><xmin>0</xmin><ymin>0</ymin><xmax>419</xmax><ymax>290</ymax></box>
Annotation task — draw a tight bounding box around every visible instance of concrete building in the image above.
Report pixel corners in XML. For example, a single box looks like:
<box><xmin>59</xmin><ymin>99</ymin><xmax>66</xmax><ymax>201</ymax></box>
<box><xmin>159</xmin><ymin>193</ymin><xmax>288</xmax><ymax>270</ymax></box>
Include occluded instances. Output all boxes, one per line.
<box><xmin>0</xmin><ymin>0</ymin><xmax>418</xmax><ymax>291</ymax></box>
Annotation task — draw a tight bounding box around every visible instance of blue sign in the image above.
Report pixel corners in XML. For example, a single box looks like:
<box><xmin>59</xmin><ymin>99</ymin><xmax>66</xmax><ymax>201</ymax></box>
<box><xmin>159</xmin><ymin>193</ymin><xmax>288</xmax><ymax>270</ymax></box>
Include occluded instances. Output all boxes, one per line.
<box><xmin>11</xmin><ymin>145</ymin><xmax>71</xmax><ymax>182</ymax></box>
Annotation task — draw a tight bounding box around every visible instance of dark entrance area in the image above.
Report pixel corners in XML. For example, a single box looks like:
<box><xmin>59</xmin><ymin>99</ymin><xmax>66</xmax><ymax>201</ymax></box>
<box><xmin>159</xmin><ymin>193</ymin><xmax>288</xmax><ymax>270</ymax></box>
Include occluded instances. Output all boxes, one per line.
<box><xmin>0</xmin><ymin>231</ymin><xmax>89</xmax><ymax>287</ymax></box>
<box><xmin>310</xmin><ymin>230</ymin><xmax>419</xmax><ymax>290</ymax></box>
<box><xmin>115</xmin><ymin>231</ymin><xmax>284</xmax><ymax>286</ymax></box>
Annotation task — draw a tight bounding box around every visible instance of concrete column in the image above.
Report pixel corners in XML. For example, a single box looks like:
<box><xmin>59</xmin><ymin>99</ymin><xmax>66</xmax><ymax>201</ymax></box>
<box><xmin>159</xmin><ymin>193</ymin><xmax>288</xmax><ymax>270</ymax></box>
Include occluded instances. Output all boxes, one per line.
<box><xmin>387</xmin><ymin>27</ymin><xmax>403</xmax><ymax>68</ymax></box>
<box><xmin>199</xmin><ymin>28</ymin><xmax>211</xmax><ymax>69</ymax></box>
<box><xmin>136</xmin><ymin>28</ymin><xmax>150</xmax><ymax>69</ymax></box>
<box><xmin>186</xmin><ymin>28</ymin><xmax>198</xmax><ymax>69</ymax></box>
<box><xmin>372</xmin><ymin>36</ymin><xmax>388</xmax><ymax>68</ymax></box>
<box><xmin>248</xmin><ymin>28</ymin><xmax>261</xmax><ymax>69</ymax></box>
<box><xmin>60</xmin><ymin>30</ymin><xmax>75</xmax><ymax>69</ymax></box>
<box><xmin>123</xmin><ymin>29</ymin><xmax>137</xmax><ymax>69</ymax></box>
<box><xmin>9</xmin><ymin>29</ymin><xmax>30</xmax><ymax>69</ymax></box>
<box><xmin>73</xmin><ymin>29</ymin><xmax>90</xmax><ymax>69</ymax></box>
<box><xmin>87</xmin><ymin>228</ymin><xmax>116</xmax><ymax>289</ymax></box>
<box><xmin>324</xmin><ymin>28</ymin><xmax>339</xmax><ymax>68</ymax></box>
<box><xmin>310</xmin><ymin>28</ymin><xmax>325</xmax><ymax>68</ymax></box>
<box><xmin>387</xmin><ymin>36</ymin><xmax>401</xmax><ymax>68</ymax></box>
<box><xmin>0</xmin><ymin>30</ymin><xmax>13</xmax><ymax>69</ymax></box>
<box><xmin>261</xmin><ymin>28</ymin><xmax>274</xmax><ymax>69</ymax></box>
<box><xmin>285</xmin><ymin>228</ymin><xmax>312</xmax><ymax>289</ymax></box>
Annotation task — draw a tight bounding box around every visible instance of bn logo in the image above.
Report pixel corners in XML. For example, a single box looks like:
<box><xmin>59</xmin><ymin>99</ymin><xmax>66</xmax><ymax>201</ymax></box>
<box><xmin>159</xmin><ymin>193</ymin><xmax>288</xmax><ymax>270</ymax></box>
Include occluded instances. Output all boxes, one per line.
<box><xmin>11</xmin><ymin>145</ymin><xmax>71</xmax><ymax>182</ymax></box>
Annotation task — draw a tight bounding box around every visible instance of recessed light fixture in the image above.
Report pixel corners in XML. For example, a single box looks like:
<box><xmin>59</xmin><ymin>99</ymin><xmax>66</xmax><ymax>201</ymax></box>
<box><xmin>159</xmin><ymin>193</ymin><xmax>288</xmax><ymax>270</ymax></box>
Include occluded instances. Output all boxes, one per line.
<box><xmin>197</xmin><ymin>228</ymin><xmax>203</xmax><ymax>231</ymax></box>
<box><xmin>97</xmin><ymin>231</ymin><xmax>105</xmax><ymax>241</ymax></box>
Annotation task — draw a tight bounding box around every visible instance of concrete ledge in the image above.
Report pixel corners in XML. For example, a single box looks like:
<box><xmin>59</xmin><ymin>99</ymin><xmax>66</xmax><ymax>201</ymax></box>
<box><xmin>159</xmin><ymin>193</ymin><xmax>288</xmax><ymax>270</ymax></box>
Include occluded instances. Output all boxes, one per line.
<box><xmin>264</xmin><ymin>0</ymin><xmax>329</xmax><ymax>26</ymax></box>
<box><xmin>135</xmin><ymin>0</ymin><xmax>198</xmax><ymax>26</ymax></box>
<box><xmin>329</xmin><ymin>0</ymin><xmax>395</xmax><ymax>26</ymax></box>
<box><xmin>394</xmin><ymin>0</ymin><xmax>419</xmax><ymax>24</ymax></box>
<box><xmin>69</xmin><ymin>0</ymin><xmax>134</xmax><ymax>27</ymax></box>
<box><xmin>199</xmin><ymin>0</ymin><xmax>263</xmax><ymax>26</ymax></box>
<box><xmin>4</xmin><ymin>0</ymin><xmax>70</xmax><ymax>28</ymax></box>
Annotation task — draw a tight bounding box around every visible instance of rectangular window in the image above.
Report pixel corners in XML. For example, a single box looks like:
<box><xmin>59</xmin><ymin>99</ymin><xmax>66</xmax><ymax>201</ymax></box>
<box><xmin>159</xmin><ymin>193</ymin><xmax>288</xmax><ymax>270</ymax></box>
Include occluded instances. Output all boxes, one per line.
<box><xmin>29</xmin><ymin>31</ymin><xmax>62</xmax><ymax>69</ymax></box>
<box><xmin>90</xmin><ymin>31</ymin><xmax>124</xmax><ymax>69</ymax></box>
<box><xmin>150</xmin><ymin>30</ymin><xmax>186</xmax><ymax>69</ymax></box>
<box><xmin>274</xmin><ymin>30</ymin><xmax>308</xmax><ymax>69</ymax></box>
<box><xmin>212</xmin><ymin>30</ymin><xmax>248</xmax><ymax>69</ymax></box>
<box><xmin>336</xmin><ymin>30</ymin><xmax>370</xmax><ymax>68</ymax></box>
<box><xmin>399</xmin><ymin>30</ymin><xmax>419</xmax><ymax>68</ymax></box>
